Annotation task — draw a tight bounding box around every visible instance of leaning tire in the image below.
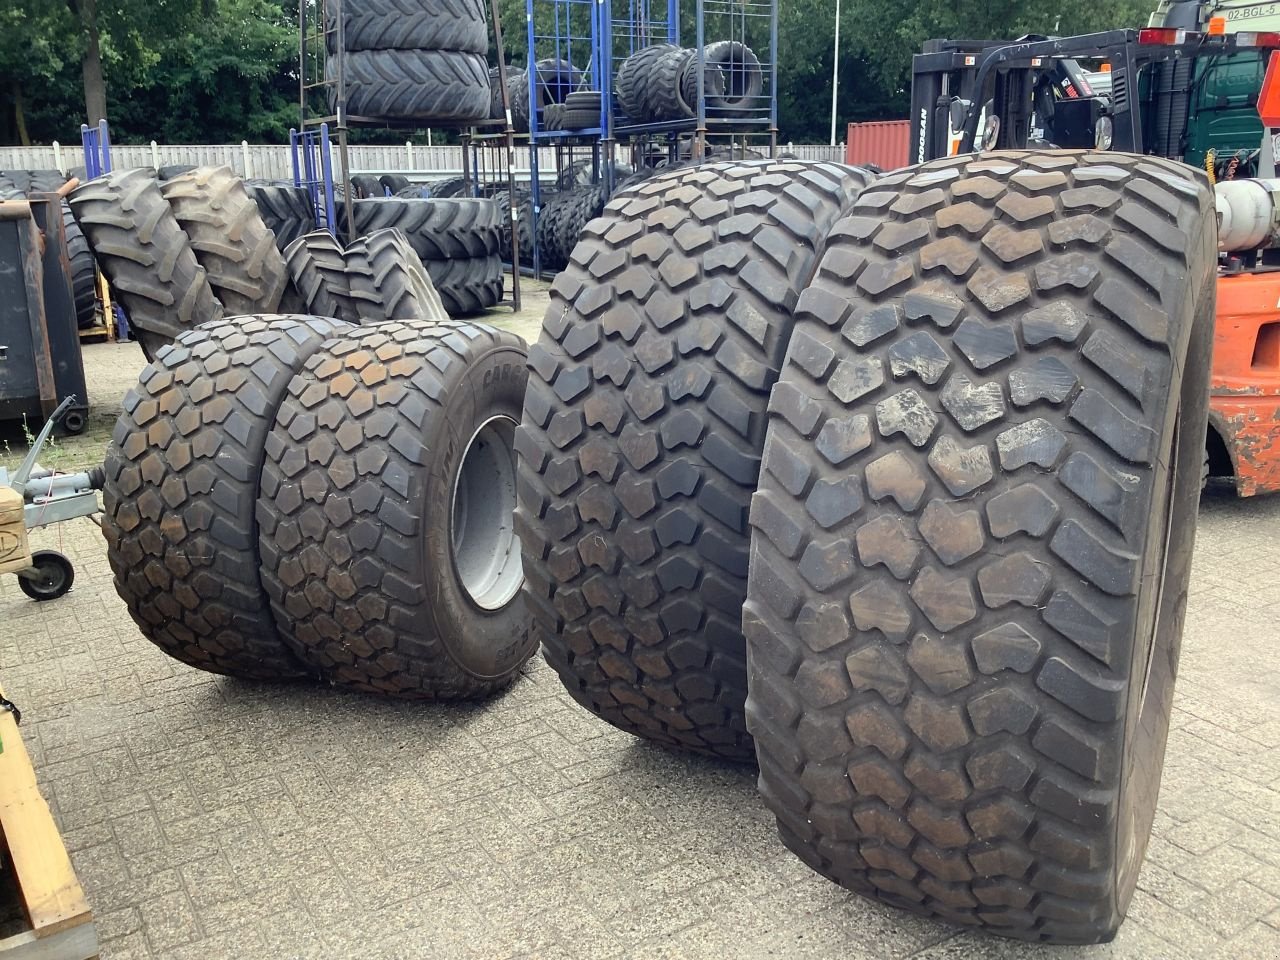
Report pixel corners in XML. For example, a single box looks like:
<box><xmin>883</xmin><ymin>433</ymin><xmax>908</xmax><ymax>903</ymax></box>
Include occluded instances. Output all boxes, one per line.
<box><xmin>102</xmin><ymin>314</ymin><xmax>353</xmax><ymax>679</ymax></box>
<box><xmin>325</xmin><ymin>0</ymin><xmax>486</xmax><ymax>53</ymax></box>
<box><xmin>348</xmin><ymin>197</ymin><xmax>501</xmax><ymax>259</ymax></box>
<box><xmin>284</xmin><ymin>231</ymin><xmax>361</xmax><ymax>323</ymax></box>
<box><xmin>258</xmin><ymin>319</ymin><xmax>536</xmax><ymax>699</ymax></box>
<box><xmin>346</xmin><ymin>228</ymin><xmax>448</xmax><ymax>322</ymax></box>
<box><xmin>514</xmin><ymin>160</ymin><xmax>871</xmax><ymax>760</ymax></box>
<box><xmin>61</xmin><ymin>202</ymin><xmax>99</xmax><ymax>329</ymax></box>
<box><xmin>161</xmin><ymin>166</ymin><xmax>289</xmax><ymax>316</ymax></box>
<box><xmin>332</xmin><ymin>49</ymin><xmax>490</xmax><ymax>122</ymax></box>
<box><xmin>246</xmin><ymin>181</ymin><xmax>317</xmax><ymax>252</ymax></box>
<box><xmin>69</xmin><ymin>167</ymin><xmax>224</xmax><ymax>357</ymax></box>
<box><xmin>424</xmin><ymin>255</ymin><xmax>503</xmax><ymax>315</ymax></box>
<box><xmin>744</xmin><ymin>152</ymin><xmax>1217</xmax><ymax>943</ymax></box>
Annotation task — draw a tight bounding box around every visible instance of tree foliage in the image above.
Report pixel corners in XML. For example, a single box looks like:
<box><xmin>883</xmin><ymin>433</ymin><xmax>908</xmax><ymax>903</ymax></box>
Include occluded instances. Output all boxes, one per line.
<box><xmin>1</xmin><ymin>0</ymin><xmax>1162</xmax><ymax>146</ymax></box>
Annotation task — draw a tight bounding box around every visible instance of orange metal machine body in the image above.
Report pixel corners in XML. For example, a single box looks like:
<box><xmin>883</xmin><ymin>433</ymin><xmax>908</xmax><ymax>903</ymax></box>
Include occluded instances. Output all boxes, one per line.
<box><xmin>1210</xmin><ymin>271</ymin><xmax>1280</xmax><ymax>495</ymax></box>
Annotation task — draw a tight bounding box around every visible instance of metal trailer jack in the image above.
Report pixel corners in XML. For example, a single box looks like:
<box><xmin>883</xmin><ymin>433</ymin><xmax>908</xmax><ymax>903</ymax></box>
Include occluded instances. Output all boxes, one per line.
<box><xmin>0</xmin><ymin>396</ymin><xmax>104</xmax><ymax>601</ymax></box>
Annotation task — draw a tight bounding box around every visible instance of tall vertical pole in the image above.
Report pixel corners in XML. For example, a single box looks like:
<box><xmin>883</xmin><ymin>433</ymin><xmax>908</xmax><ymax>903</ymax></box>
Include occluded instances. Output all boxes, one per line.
<box><xmin>830</xmin><ymin>0</ymin><xmax>840</xmax><ymax>146</ymax></box>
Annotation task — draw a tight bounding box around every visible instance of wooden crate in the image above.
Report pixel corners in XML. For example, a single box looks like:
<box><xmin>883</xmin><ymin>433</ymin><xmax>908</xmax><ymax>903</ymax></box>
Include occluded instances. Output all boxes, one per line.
<box><xmin>0</xmin><ymin>685</ymin><xmax>97</xmax><ymax>959</ymax></box>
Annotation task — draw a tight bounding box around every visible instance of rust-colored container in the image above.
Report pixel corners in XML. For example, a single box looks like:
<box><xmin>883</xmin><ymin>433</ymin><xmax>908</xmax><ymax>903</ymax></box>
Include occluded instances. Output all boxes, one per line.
<box><xmin>845</xmin><ymin>120</ymin><xmax>911</xmax><ymax>170</ymax></box>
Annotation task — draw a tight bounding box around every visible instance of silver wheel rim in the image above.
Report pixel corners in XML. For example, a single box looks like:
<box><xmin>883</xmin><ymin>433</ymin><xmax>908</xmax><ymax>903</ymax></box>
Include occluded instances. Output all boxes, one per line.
<box><xmin>451</xmin><ymin>415</ymin><xmax>523</xmax><ymax>611</ymax></box>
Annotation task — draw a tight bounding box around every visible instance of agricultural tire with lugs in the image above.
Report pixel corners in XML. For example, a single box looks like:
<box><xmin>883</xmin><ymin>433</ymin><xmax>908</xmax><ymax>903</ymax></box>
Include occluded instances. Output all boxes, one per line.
<box><xmin>284</xmin><ymin>231</ymin><xmax>361</xmax><ymax>324</ymax></box>
<box><xmin>325</xmin><ymin>0</ymin><xmax>486</xmax><ymax>53</ymax></box>
<box><xmin>346</xmin><ymin>228</ymin><xmax>448</xmax><ymax>322</ymax></box>
<box><xmin>348</xmin><ymin>197</ymin><xmax>501</xmax><ymax>260</ymax></box>
<box><xmin>514</xmin><ymin>160</ymin><xmax>872</xmax><ymax>760</ymax></box>
<box><xmin>743</xmin><ymin>151</ymin><xmax>1217</xmax><ymax>943</ymax></box>
<box><xmin>332</xmin><ymin>49</ymin><xmax>490</xmax><ymax>122</ymax></box>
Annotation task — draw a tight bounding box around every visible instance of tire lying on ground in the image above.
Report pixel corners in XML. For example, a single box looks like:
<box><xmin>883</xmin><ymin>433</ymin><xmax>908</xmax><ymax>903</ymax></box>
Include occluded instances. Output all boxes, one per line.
<box><xmin>102</xmin><ymin>314</ymin><xmax>353</xmax><ymax>679</ymax></box>
<box><xmin>346</xmin><ymin>228</ymin><xmax>448</xmax><ymax>321</ymax></box>
<box><xmin>350</xmin><ymin>174</ymin><xmax>386</xmax><ymax>199</ymax></box>
<box><xmin>331</xmin><ymin>49</ymin><xmax>490</xmax><ymax>121</ymax></box>
<box><xmin>744</xmin><ymin>151</ymin><xmax>1216</xmax><ymax>943</ymax></box>
<box><xmin>258</xmin><ymin>319</ymin><xmax>536</xmax><ymax>699</ymax></box>
<box><xmin>348</xmin><ymin>197</ymin><xmax>501</xmax><ymax>260</ymax></box>
<box><xmin>380</xmin><ymin>173</ymin><xmax>411</xmax><ymax>194</ymax></box>
<box><xmin>424</xmin><ymin>255</ymin><xmax>503</xmax><ymax>314</ymax></box>
<box><xmin>161</xmin><ymin>166</ymin><xmax>288</xmax><ymax>316</ymax></box>
<box><xmin>283</xmin><ymin>230</ymin><xmax>361</xmax><ymax>323</ymax></box>
<box><xmin>514</xmin><ymin>160</ymin><xmax>871</xmax><ymax>760</ymax></box>
<box><xmin>245</xmin><ymin>180</ymin><xmax>317</xmax><ymax>251</ymax></box>
<box><xmin>325</xmin><ymin>0</ymin><xmax>486</xmax><ymax>53</ymax></box>
<box><xmin>70</xmin><ymin>167</ymin><xmax>224</xmax><ymax>358</ymax></box>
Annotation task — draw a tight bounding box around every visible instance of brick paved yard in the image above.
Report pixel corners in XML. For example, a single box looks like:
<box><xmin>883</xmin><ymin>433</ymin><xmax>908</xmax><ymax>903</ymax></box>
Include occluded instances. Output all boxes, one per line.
<box><xmin>2</xmin><ymin>327</ymin><xmax>1279</xmax><ymax>960</ymax></box>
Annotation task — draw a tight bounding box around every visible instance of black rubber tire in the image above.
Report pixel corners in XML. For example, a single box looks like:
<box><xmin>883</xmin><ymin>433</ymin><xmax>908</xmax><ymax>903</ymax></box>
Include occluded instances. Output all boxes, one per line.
<box><xmin>425</xmin><ymin>176</ymin><xmax>472</xmax><ymax>199</ymax></box>
<box><xmin>102</xmin><ymin>314</ymin><xmax>354</xmax><ymax>679</ymax></box>
<box><xmin>284</xmin><ymin>231</ymin><xmax>361</xmax><ymax>323</ymax></box>
<box><xmin>500</xmin><ymin>188</ymin><xmax>535</xmax><ymax>266</ymax></box>
<box><xmin>562</xmin><ymin>89</ymin><xmax>601</xmax><ymax>129</ymax></box>
<box><xmin>332</xmin><ymin>49</ymin><xmax>490</xmax><ymax>122</ymax></box>
<box><xmin>535</xmin><ymin>183</ymin><xmax>608</xmax><ymax>270</ymax></box>
<box><xmin>617</xmin><ymin>44</ymin><xmax>679</xmax><ymax>123</ymax></box>
<box><xmin>157</xmin><ymin>164</ymin><xmax>197</xmax><ymax>181</ymax></box>
<box><xmin>395</xmin><ymin>184</ymin><xmax>429</xmax><ymax>199</ymax></box>
<box><xmin>258</xmin><ymin>319</ymin><xmax>537</xmax><ymax>699</ymax></box>
<box><xmin>346</xmin><ymin>228</ymin><xmax>449</xmax><ymax>322</ymax></box>
<box><xmin>350</xmin><ymin>174</ymin><xmax>386</xmax><ymax>199</ymax></box>
<box><xmin>348</xmin><ymin>197</ymin><xmax>501</xmax><ymax>260</ymax></box>
<box><xmin>514</xmin><ymin>160</ymin><xmax>871</xmax><ymax>760</ymax></box>
<box><xmin>504</xmin><ymin>68</ymin><xmax>531</xmax><ymax>132</ymax></box>
<box><xmin>246</xmin><ymin>181</ymin><xmax>317</xmax><ymax>252</ymax></box>
<box><xmin>61</xmin><ymin>201</ymin><xmax>99</xmax><ymax>329</ymax></box>
<box><xmin>642</xmin><ymin>47</ymin><xmax>695</xmax><ymax>122</ymax></box>
<box><xmin>380</xmin><ymin>173</ymin><xmax>411</xmax><ymax>194</ymax></box>
<box><xmin>69</xmin><ymin>167</ymin><xmax>224</xmax><ymax>357</ymax></box>
<box><xmin>533</xmin><ymin>58</ymin><xmax>582</xmax><ymax>105</ymax></box>
<box><xmin>161</xmin><ymin>166</ymin><xmax>289</xmax><ymax>316</ymax></box>
<box><xmin>18</xmin><ymin>550</ymin><xmax>75</xmax><ymax>602</ymax></box>
<box><xmin>680</xmin><ymin>50</ymin><xmax>727</xmax><ymax>114</ymax></box>
<box><xmin>744</xmin><ymin>151</ymin><xmax>1217</xmax><ymax>943</ymax></box>
<box><xmin>542</xmin><ymin>103</ymin><xmax>565</xmax><ymax>132</ymax></box>
<box><xmin>325</xmin><ymin>0</ymin><xmax>486</xmax><ymax>53</ymax></box>
<box><xmin>701</xmin><ymin>41</ymin><xmax>763</xmax><ymax>117</ymax></box>
<box><xmin>425</xmin><ymin>255</ymin><xmax>504</xmax><ymax>314</ymax></box>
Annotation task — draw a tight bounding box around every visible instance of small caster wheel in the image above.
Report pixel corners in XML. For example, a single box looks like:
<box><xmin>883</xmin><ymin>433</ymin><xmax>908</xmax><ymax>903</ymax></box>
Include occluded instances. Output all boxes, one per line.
<box><xmin>63</xmin><ymin>410</ymin><xmax>87</xmax><ymax>435</ymax></box>
<box><xmin>18</xmin><ymin>550</ymin><xmax>75</xmax><ymax>602</ymax></box>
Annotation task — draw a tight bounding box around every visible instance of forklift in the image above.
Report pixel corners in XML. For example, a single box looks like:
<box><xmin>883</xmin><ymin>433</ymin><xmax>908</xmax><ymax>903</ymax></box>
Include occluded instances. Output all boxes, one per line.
<box><xmin>910</xmin><ymin>11</ymin><xmax>1280</xmax><ymax>494</ymax></box>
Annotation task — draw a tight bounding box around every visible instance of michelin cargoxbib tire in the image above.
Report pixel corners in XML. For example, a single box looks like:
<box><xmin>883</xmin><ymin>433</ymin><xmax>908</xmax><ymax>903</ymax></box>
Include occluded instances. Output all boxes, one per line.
<box><xmin>333</xmin><ymin>49</ymin><xmax>490</xmax><ymax>122</ymax></box>
<box><xmin>162</xmin><ymin>166</ymin><xmax>288</xmax><ymax>316</ymax></box>
<box><xmin>102</xmin><ymin>315</ymin><xmax>353</xmax><ymax>679</ymax></box>
<box><xmin>258</xmin><ymin>320</ymin><xmax>536</xmax><ymax>699</ymax></box>
<box><xmin>743</xmin><ymin>151</ymin><xmax>1217</xmax><ymax>943</ymax></box>
<box><xmin>70</xmin><ymin>167</ymin><xmax>224</xmax><ymax>357</ymax></box>
<box><xmin>514</xmin><ymin>160</ymin><xmax>872</xmax><ymax>759</ymax></box>
<box><xmin>348</xmin><ymin>197</ymin><xmax>501</xmax><ymax>260</ymax></box>
<box><xmin>325</xmin><ymin>0</ymin><xmax>486</xmax><ymax>53</ymax></box>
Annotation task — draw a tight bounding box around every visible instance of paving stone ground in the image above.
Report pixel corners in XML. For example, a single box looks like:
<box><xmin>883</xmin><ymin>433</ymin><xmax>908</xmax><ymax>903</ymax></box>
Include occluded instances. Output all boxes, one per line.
<box><xmin>2</xmin><ymin>318</ymin><xmax>1279</xmax><ymax>960</ymax></box>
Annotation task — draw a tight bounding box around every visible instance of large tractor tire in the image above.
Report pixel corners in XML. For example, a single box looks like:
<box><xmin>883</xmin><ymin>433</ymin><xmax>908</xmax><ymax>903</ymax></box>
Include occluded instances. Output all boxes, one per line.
<box><xmin>325</xmin><ymin>0</ymin><xmax>486</xmax><ymax>53</ymax></box>
<box><xmin>346</xmin><ymin>228</ymin><xmax>448</xmax><ymax>322</ymax></box>
<box><xmin>258</xmin><ymin>320</ymin><xmax>536</xmax><ymax>699</ymax></box>
<box><xmin>245</xmin><ymin>181</ymin><xmax>317</xmax><ymax>252</ymax></box>
<box><xmin>515</xmin><ymin>160</ymin><xmax>871</xmax><ymax>760</ymax></box>
<box><xmin>102</xmin><ymin>315</ymin><xmax>353</xmax><ymax>679</ymax></box>
<box><xmin>61</xmin><ymin>202</ymin><xmax>99</xmax><ymax>329</ymax></box>
<box><xmin>744</xmin><ymin>152</ymin><xmax>1217</xmax><ymax>943</ymax></box>
<box><xmin>616</xmin><ymin>44</ymin><xmax>679</xmax><ymax>122</ymax></box>
<box><xmin>69</xmin><ymin>167</ymin><xmax>224</xmax><ymax>358</ymax></box>
<box><xmin>284</xmin><ymin>231</ymin><xmax>361</xmax><ymax>323</ymax></box>
<box><xmin>332</xmin><ymin>49</ymin><xmax>490</xmax><ymax>122</ymax></box>
<box><xmin>348</xmin><ymin>197</ymin><xmax>501</xmax><ymax>260</ymax></box>
<box><xmin>424</xmin><ymin>255</ymin><xmax>503</xmax><ymax>315</ymax></box>
<box><xmin>161</xmin><ymin>166</ymin><xmax>288</xmax><ymax>316</ymax></box>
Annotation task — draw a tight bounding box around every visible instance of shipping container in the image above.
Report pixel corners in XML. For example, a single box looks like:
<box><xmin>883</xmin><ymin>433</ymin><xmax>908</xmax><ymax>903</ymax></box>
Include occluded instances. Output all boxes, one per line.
<box><xmin>845</xmin><ymin>120</ymin><xmax>910</xmax><ymax>170</ymax></box>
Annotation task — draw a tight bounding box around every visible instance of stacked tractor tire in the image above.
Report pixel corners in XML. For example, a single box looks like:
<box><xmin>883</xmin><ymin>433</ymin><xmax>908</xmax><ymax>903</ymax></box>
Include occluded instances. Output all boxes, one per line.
<box><xmin>1</xmin><ymin>169</ymin><xmax>99</xmax><ymax>329</ymax></box>
<box><xmin>617</xmin><ymin>41</ymin><xmax>763</xmax><ymax>123</ymax></box>
<box><xmin>103</xmin><ymin>315</ymin><xmax>535</xmax><ymax>699</ymax></box>
<box><xmin>68</xmin><ymin>165</ymin><xmax>448</xmax><ymax>358</ymax></box>
<box><xmin>515</xmin><ymin>153</ymin><xmax>1217</xmax><ymax>945</ymax></box>
<box><xmin>325</xmin><ymin>0</ymin><xmax>491</xmax><ymax>121</ymax></box>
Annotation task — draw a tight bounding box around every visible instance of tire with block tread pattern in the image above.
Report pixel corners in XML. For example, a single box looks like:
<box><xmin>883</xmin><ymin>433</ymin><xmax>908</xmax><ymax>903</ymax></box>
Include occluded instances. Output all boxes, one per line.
<box><xmin>284</xmin><ymin>231</ymin><xmax>361</xmax><ymax>323</ymax></box>
<box><xmin>161</xmin><ymin>166</ymin><xmax>288</xmax><ymax>316</ymax></box>
<box><xmin>69</xmin><ymin>167</ymin><xmax>224</xmax><ymax>358</ymax></box>
<box><xmin>258</xmin><ymin>319</ymin><xmax>536</xmax><ymax>699</ymax></box>
<box><xmin>616</xmin><ymin>44</ymin><xmax>679</xmax><ymax>122</ymax></box>
<box><xmin>346</xmin><ymin>228</ymin><xmax>448</xmax><ymax>322</ymax></box>
<box><xmin>102</xmin><ymin>314</ymin><xmax>354</xmax><ymax>679</ymax></box>
<box><xmin>743</xmin><ymin>151</ymin><xmax>1217</xmax><ymax>943</ymax></box>
<box><xmin>324</xmin><ymin>0</ymin><xmax>486</xmax><ymax>53</ymax></box>
<box><xmin>514</xmin><ymin>160</ymin><xmax>872</xmax><ymax>760</ymax></box>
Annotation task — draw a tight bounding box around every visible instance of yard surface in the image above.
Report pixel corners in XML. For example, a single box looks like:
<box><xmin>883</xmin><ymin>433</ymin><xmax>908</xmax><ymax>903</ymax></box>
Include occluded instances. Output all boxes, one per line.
<box><xmin>2</xmin><ymin>302</ymin><xmax>1279</xmax><ymax>960</ymax></box>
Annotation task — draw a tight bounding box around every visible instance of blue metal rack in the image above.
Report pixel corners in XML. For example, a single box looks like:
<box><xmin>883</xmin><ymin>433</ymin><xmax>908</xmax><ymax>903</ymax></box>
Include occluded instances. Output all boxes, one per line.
<box><xmin>289</xmin><ymin>124</ymin><xmax>338</xmax><ymax>232</ymax></box>
<box><xmin>79</xmin><ymin>120</ymin><xmax>113</xmax><ymax>179</ymax></box>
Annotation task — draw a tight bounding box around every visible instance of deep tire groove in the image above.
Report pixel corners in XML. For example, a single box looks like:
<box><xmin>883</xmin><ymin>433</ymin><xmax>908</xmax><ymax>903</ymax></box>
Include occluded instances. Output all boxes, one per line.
<box><xmin>69</xmin><ymin>168</ymin><xmax>224</xmax><ymax>356</ymax></box>
<box><xmin>347</xmin><ymin>228</ymin><xmax>449</xmax><ymax>321</ymax></box>
<box><xmin>102</xmin><ymin>315</ymin><xmax>354</xmax><ymax>679</ymax></box>
<box><xmin>284</xmin><ymin>231</ymin><xmax>361</xmax><ymax>323</ymax></box>
<box><xmin>423</xmin><ymin>255</ymin><xmax>503</xmax><ymax>315</ymax></box>
<box><xmin>245</xmin><ymin>181</ymin><xmax>317</xmax><ymax>251</ymax></box>
<box><xmin>331</xmin><ymin>49</ymin><xmax>490</xmax><ymax>121</ymax></box>
<box><xmin>743</xmin><ymin>151</ymin><xmax>1217</xmax><ymax>944</ymax></box>
<box><xmin>515</xmin><ymin>160</ymin><xmax>872</xmax><ymax>760</ymax></box>
<box><xmin>349</xmin><ymin>197</ymin><xmax>501</xmax><ymax>260</ymax></box>
<box><xmin>326</xmin><ymin>0</ymin><xmax>486</xmax><ymax>53</ymax></box>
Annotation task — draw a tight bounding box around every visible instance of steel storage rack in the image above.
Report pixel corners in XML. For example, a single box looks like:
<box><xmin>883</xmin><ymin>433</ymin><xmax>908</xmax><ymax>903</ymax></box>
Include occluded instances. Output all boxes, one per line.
<box><xmin>298</xmin><ymin>0</ymin><xmax>524</xmax><ymax>309</ymax></box>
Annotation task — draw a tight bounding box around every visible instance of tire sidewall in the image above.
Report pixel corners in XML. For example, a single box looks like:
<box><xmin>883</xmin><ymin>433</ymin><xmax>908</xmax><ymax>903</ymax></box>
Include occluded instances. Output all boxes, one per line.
<box><xmin>421</xmin><ymin>344</ymin><xmax>533</xmax><ymax>680</ymax></box>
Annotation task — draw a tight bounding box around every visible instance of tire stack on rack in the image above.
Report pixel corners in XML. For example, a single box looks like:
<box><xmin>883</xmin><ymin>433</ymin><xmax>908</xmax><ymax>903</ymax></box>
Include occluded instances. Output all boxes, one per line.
<box><xmin>495</xmin><ymin>58</ymin><xmax>584</xmax><ymax>132</ymax></box>
<box><xmin>515</xmin><ymin>154</ymin><xmax>1218</xmax><ymax>945</ymax></box>
<box><xmin>102</xmin><ymin>314</ymin><xmax>534</xmax><ymax>700</ymax></box>
<box><xmin>616</xmin><ymin>41</ymin><xmax>763</xmax><ymax>123</ymax></box>
<box><xmin>1</xmin><ymin>169</ymin><xmax>98</xmax><ymax>330</ymax></box>
<box><xmin>325</xmin><ymin>0</ymin><xmax>491</xmax><ymax>122</ymax></box>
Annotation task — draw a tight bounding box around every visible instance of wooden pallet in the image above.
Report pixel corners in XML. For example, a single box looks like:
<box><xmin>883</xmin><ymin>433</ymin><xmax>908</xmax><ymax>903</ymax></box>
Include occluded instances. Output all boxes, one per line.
<box><xmin>0</xmin><ymin>685</ymin><xmax>97</xmax><ymax>959</ymax></box>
